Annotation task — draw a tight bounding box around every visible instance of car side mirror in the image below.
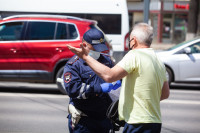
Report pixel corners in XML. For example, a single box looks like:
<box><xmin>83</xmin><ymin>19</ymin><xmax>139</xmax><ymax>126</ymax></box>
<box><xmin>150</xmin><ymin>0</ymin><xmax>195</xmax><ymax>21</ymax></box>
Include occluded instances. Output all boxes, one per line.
<box><xmin>183</xmin><ymin>47</ymin><xmax>191</xmax><ymax>54</ymax></box>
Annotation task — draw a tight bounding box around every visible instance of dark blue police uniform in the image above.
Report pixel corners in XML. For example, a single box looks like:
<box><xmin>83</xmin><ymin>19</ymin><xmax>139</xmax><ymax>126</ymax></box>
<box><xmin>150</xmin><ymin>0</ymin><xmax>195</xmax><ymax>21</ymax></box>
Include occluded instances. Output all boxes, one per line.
<box><xmin>63</xmin><ymin>54</ymin><xmax>114</xmax><ymax>133</ymax></box>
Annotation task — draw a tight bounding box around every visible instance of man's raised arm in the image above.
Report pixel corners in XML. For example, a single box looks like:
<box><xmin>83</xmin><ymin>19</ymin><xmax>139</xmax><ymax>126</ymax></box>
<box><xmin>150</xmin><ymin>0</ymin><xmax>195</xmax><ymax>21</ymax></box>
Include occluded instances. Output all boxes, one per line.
<box><xmin>67</xmin><ymin>44</ymin><xmax>128</xmax><ymax>82</ymax></box>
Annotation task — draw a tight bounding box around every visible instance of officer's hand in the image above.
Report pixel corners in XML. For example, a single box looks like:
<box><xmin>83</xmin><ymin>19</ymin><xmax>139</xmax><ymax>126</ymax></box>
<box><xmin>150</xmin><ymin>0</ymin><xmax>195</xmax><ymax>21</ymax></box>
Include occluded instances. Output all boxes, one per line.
<box><xmin>112</xmin><ymin>80</ymin><xmax>121</xmax><ymax>90</ymax></box>
<box><xmin>100</xmin><ymin>83</ymin><xmax>113</xmax><ymax>93</ymax></box>
<box><xmin>68</xmin><ymin>104</ymin><xmax>82</xmax><ymax>129</ymax></box>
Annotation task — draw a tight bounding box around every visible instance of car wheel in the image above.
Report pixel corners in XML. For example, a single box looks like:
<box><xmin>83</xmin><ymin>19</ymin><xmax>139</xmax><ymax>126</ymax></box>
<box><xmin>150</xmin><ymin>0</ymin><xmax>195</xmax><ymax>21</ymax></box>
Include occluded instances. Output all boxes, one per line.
<box><xmin>166</xmin><ymin>67</ymin><xmax>173</xmax><ymax>85</ymax></box>
<box><xmin>56</xmin><ymin>66</ymin><xmax>67</xmax><ymax>95</ymax></box>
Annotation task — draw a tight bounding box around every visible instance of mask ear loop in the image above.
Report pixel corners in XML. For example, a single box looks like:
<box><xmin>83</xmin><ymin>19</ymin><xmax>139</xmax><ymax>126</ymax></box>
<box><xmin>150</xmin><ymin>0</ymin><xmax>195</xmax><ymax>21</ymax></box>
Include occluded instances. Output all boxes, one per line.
<box><xmin>129</xmin><ymin>44</ymin><xmax>134</xmax><ymax>50</ymax></box>
<box><xmin>129</xmin><ymin>38</ymin><xmax>134</xmax><ymax>50</ymax></box>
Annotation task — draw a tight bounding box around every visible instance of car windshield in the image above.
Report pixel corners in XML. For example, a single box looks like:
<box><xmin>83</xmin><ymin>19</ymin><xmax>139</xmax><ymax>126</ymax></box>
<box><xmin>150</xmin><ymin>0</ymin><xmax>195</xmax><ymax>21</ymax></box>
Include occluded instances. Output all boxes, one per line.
<box><xmin>167</xmin><ymin>37</ymin><xmax>200</xmax><ymax>51</ymax></box>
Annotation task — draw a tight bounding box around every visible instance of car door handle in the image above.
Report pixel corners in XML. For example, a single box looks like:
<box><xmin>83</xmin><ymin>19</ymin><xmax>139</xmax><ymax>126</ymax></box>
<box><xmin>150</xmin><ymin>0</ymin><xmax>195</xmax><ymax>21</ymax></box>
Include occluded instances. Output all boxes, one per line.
<box><xmin>10</xmin><ymin>48</ymin><xmax>17</xmax><ymax>53</ymax></box>
<box><xmin>56</xmin><ymin>47</ymin><xmax>64</xmax><ymax>52</ymax></box>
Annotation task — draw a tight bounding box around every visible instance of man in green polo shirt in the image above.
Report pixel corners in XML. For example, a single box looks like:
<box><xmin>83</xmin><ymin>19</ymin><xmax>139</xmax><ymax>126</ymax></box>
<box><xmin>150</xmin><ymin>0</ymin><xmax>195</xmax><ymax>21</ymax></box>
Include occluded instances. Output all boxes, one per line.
<box><xmin>67</xmin><ymin>23</ymin><xmax>170</xmax><ymax>133</ymax></box>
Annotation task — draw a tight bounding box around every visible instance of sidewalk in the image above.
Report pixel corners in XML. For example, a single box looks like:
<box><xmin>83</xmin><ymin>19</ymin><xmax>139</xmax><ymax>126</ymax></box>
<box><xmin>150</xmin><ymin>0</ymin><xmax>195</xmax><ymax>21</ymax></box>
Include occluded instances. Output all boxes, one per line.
<box><xmin>151</xmin><ymin>43</ymin><xmax>176</xmax><ymax>50</ymax></box>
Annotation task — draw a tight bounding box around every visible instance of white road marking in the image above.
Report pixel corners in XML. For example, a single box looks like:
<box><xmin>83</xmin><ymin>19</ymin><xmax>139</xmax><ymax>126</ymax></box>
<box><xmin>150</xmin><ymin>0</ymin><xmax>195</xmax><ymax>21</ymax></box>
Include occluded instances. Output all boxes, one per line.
<box><xmin>0</xmin><ymin>92</ymin><xmax>69</xmax><ymax>99</ymax></box>
<box><xmin>0</xmin><ymin>90</ymin><xmax>200</xmax><ymax>105</ymax></box>
<box><xmin>161</xmin><ymin>99</ymin><xmax>200</xmax><ymax>105</ymax></box>
<box><xmin>171</xmin><ymin>90</ymin><xmax>200</xmax><ymax>94</ymax></box>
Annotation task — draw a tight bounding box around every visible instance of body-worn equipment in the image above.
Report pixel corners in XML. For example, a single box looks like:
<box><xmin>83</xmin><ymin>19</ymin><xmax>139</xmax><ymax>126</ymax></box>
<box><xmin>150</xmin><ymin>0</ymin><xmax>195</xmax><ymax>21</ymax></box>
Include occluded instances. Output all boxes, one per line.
<box><xmin>106</xmin><ymin>100</ymin><xmax>125</xmax><ymax>132</ymax></box>
<box><xmin>68</xmin><ymin>104</ymin><xmax>87</xmax><ymax>128</ymax></box>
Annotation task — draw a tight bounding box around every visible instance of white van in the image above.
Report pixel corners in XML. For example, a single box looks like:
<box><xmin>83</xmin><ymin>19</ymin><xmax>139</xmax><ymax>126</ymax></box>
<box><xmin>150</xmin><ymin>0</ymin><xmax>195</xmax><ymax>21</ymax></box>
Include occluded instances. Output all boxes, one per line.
<box><xmin>0</xmin><ymin>0</ymin><xmax>130</xmax><ymax>52</ymax></box>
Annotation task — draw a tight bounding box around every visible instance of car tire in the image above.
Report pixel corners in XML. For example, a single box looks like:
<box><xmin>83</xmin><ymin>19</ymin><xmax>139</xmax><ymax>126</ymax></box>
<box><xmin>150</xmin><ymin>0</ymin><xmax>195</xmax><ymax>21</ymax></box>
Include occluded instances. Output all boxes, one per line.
<box><xmin>56</xmin><ymin>66</ymin><xmax>67</xmax><ymax>95</ymax></box>
<box><xmin>166</xmin><ymin>67</ymin><xmax>173</xmax><ymax>85</ymax></box>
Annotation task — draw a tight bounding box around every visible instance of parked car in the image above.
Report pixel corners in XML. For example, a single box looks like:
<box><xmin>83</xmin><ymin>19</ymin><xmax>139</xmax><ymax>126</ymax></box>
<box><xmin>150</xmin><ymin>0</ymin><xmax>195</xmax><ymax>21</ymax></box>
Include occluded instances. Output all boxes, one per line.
<box><xmin>156</xmin><ymin>37</ymin><xmax>200</xmax><ymax>84</ymax></box>
<box><xmin>0</xmin><ymin>14</ymin><xmax>113</xmax><ymax>94</ymax></box>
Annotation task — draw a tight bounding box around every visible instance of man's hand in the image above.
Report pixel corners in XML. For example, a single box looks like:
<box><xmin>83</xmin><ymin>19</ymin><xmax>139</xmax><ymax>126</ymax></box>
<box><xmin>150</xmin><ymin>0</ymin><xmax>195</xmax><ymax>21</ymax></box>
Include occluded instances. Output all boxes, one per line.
<box><xmin>67</xmin><ymin>43</ymin><xmax>89</xmax><ymax>60</ymax></box>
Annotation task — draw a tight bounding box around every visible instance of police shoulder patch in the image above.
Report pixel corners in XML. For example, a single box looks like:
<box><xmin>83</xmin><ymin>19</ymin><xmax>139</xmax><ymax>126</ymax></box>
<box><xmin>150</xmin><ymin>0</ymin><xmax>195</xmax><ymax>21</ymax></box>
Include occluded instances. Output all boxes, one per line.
<box><xmin>64</xmin><ymin>72</ymin><xmax>72</xmax><ymax>83</ymax></box>
<box><xmin>67</xmin><ymin>56</ymin><xmax>79</xmax><ymax>65</ymax></box>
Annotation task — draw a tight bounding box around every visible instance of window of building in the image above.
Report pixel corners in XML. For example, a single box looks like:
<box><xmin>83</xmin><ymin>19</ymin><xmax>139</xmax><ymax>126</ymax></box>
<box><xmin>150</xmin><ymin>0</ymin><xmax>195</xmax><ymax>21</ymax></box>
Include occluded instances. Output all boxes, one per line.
<box><xmin>128</xmin><ymin>12</ymin><xmax>133</xmax><ymax>30</ymax></box>
<box><xmin>174</xmin><ymin>14</ymin><xmax>188</xmax><ymax>43</ymax></box>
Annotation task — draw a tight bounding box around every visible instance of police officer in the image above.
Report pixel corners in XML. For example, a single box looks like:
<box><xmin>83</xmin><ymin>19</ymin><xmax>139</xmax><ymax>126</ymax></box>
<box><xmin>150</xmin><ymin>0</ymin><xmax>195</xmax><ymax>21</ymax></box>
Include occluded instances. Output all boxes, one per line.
<box><xmin>64</xmin><ymin>28</ymin><xmax>117</xmax><ymax>133</ymax></box>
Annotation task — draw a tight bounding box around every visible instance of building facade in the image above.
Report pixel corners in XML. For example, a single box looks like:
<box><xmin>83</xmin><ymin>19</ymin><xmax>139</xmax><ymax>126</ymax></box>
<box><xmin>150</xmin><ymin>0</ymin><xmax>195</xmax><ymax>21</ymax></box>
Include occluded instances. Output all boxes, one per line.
<box><xmin>127</xmin><ymin>0</ymin><xmax>189</xmax><ymax>44</ymax></box>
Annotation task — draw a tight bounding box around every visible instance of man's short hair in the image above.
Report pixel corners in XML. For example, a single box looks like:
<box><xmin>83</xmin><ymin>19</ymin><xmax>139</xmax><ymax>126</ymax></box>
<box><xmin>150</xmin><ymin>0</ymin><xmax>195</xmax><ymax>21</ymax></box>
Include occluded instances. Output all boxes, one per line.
<box><xmin>131</xmin><ymin>23</ymin><xmax>153</xmax><ymax>46</ymax></box>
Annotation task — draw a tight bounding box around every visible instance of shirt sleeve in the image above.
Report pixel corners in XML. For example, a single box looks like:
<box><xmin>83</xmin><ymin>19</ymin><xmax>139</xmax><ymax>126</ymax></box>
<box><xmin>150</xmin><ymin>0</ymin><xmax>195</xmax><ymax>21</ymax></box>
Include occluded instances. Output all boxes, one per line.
<box><xmin>162</xmin><ymin>63</ymin><xmax>168</xmax><ymax>82</ymax></box>
<box><xmin>157</xmin><ymin>56</ymin><xmax>168</xmax><ymax>82</ymax></box>
<box><xmin>116</xmin><ymin>51</ymin><xmax>136</xmax><ymax>73</ymax></box>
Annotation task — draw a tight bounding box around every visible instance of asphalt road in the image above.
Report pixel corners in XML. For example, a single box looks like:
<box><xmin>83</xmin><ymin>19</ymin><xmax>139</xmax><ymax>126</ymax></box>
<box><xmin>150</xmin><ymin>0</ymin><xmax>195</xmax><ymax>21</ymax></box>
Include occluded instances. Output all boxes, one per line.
<box><xmin>0</xmin><ymin>82</ymin><xmax>199</xmax><ymax>133</ymax></box>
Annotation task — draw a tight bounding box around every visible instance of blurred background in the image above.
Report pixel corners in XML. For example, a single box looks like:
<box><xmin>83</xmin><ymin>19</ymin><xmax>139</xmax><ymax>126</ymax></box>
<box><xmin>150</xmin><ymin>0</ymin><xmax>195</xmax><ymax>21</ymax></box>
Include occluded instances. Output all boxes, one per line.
<box><xmin>0</xmin><ymin>0</ymin><xmax>200</xmax><ymax>133</ymax></box>
<box><xmin>1</xmin><ymin>0</ymin><xmax>198</xmax><ymax>45</ymax></box>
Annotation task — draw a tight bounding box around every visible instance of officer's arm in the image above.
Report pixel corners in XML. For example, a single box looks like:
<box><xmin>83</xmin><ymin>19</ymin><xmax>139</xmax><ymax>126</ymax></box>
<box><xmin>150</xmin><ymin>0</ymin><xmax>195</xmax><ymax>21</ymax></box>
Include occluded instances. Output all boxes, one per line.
<box><xmin>64</xmin><ymin>65</ymin><xmax>100</xmax><ymax>99</ymax></box>
<box><xmin>63</xmin><ymin>65</ymin><xmax>83</xmax><ymax>98</ymax></box>
<box><xmin>78</xmin><ymin>56</ymin><xmax>115</xmax><ymax>95</ymax></box>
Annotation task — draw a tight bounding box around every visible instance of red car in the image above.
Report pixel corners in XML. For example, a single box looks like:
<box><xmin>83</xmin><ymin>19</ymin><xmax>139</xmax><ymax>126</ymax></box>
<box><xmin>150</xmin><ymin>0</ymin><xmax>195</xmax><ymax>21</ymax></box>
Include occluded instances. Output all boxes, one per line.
<box><xmin>0</xmin><ymin>14</ymin><xmax>112</xmax><ymax>94</ymax></box>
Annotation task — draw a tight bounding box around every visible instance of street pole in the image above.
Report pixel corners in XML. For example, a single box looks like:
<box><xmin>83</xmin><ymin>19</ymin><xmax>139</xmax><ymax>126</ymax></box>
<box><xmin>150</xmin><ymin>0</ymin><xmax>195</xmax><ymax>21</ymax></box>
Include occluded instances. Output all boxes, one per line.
<box><xmin>144</xmin><ymin>0</ymin><xmax>150</xmax><ymax>23</ymax></box>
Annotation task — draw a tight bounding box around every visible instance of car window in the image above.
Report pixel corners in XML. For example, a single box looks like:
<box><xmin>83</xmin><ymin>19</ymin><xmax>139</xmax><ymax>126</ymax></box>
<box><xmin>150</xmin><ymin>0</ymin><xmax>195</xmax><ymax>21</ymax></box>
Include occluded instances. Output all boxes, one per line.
<box><xmin>0</xmin><ymin>22</ymin><xmax>24</xmax><ymax>41</ymax></box>
<box><xmin>71</xmin><ymin>13</ymin><xmax>121</xmax><ymax>34</ymax></box>
<box><xmin>190</xmin><ymin>43</ymin><xmax>200</xmax><ymax>53</ymax></box>
<box><xmin>26</xmin><ymin>22</ymin><xmax>56</xmax><ymax>40</ymax></box>
<box><xmin>86</xmin><ymin>14</ymin><xmax>121</xmax><ymax>34</ymax></box>
<box><xmin>56</xmin><ymin>23</ymin><xmax>67</xmax><ymax>39</ymax></box>
<box><xmin>176</xmin><ymin>42</ymin><xmax>200</xmax><ymax>54</ymax></box>
<box><xmin>68</xmin><ymin>24</ymin><xmax>78</xmax><ymax>39</ymax></box>
<box><xmin>56</xmin><ymin>23</ymin><xmax>78</xmax><ymax>40</ymax></box>
<box><xmin>168</xmin><ymin>37</ymin><xmax>200</xmax><ymax>51</ymax></box>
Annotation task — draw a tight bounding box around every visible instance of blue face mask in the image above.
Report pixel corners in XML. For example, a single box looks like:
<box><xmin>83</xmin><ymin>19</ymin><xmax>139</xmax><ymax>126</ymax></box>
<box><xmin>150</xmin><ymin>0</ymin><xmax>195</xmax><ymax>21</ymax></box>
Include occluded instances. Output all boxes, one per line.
<box><xmin>88</xmin><ymin>50</ymin><xmax>101</xmax><ymax>60</ymax></box>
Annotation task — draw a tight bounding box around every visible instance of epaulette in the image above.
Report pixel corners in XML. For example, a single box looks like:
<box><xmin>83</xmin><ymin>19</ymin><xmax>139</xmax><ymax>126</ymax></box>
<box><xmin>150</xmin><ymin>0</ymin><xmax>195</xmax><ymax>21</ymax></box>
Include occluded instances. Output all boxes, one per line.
<box><xmin>67</xmin><ymin>56</ymin><xmax>79</xmax><ymax>65</ymax></box>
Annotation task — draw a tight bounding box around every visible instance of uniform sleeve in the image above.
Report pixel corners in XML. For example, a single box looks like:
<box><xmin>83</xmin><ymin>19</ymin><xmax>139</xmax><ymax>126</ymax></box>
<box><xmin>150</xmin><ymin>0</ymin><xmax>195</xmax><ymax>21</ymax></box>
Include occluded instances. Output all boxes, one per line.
<box><xmin>63</xmin><ymin>63</ymin><xmax>102</xmax><ymax>99</ymax></box>
<box><xmin>76</xmin><ymin>55</ymin><xmax>114</xmax><ymax>98</ymax></box>
<box><xmin>63</xmin><ymin>64</ymin><xmax>83</xmax><ymax>99</ymax></box>
<box><xmin>88</xmin><ymin>55</ymin><xmax>114</xmax><ymax>95</ymax></box>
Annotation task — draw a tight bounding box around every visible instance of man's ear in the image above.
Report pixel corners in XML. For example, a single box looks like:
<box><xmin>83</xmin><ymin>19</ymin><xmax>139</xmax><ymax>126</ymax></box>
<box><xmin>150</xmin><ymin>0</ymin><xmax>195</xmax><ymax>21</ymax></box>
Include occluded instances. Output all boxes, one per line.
<box><xmin>131</xmin><ymin>38</ymin><xmax>135</xmax><ymax>48</ymax></box>
<box><xmin>133</xmin><ymin>38</ymin><xmax>138</xmax><ymax>47</ymax></box>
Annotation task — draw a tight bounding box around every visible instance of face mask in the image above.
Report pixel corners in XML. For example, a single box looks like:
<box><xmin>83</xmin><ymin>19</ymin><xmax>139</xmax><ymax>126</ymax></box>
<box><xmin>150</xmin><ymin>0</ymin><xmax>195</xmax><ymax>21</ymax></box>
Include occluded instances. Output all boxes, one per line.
<box><xmin>88</xmin><ymin>50</ymin><xmax>101</xmax><ymax>60</ymax></box>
